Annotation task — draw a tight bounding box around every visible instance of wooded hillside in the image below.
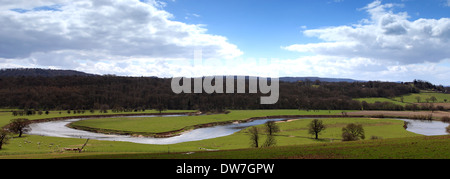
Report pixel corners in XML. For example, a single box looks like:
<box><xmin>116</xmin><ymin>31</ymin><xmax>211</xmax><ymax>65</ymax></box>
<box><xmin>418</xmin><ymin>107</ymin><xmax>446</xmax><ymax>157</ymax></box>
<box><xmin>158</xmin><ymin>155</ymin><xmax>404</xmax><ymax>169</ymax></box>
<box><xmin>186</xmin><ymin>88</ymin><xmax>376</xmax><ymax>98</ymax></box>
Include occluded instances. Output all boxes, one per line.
<box><xmin>0</xmin><ymin>75</ymin><xmax>432</xmax><ymax>111</ymax></box>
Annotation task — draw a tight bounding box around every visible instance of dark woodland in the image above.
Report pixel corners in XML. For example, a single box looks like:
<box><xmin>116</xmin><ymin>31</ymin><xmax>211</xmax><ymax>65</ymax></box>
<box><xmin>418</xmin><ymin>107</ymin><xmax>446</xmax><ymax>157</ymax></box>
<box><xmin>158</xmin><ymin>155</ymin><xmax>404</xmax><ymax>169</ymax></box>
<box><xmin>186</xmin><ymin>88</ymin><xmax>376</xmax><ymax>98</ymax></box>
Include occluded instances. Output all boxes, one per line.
<box><xmin>0</xmin><ymin>69</ymin><xmax>447</xmax><ymax>112</ymax></box>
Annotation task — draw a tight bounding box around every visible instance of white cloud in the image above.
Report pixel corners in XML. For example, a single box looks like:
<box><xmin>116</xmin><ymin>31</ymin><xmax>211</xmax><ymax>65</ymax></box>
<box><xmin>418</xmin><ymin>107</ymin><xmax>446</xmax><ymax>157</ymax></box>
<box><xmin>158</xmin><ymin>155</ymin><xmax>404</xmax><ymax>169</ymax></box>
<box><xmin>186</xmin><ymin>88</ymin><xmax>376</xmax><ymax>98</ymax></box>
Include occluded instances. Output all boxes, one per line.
<box><xmin>0</xmin><ymin>0</ymin><xmax>242</xmax><ymax>67</ymax></box>
<box><xmin>0</xmin><ymin>0</ymin><xmax>69</xmax><ymax>11</ymax></box>
<box><xmin>1</xmin><ymin>0</ymin><xmax>449</xmax><ymax>85</ymax></box>
<box><xmin>283</xmin><ymin>0</ymin><xmax>450</xmax><ymax>64</ymax></box>
<box><xmin>280</xmin><ymin>0</ymin><xmax>450</xmax><ymax>85</ymax></box>
<box><xmin>273</xmin><ymin>55</ymin><xmax>450</xmax><ymax>85</ymax></box>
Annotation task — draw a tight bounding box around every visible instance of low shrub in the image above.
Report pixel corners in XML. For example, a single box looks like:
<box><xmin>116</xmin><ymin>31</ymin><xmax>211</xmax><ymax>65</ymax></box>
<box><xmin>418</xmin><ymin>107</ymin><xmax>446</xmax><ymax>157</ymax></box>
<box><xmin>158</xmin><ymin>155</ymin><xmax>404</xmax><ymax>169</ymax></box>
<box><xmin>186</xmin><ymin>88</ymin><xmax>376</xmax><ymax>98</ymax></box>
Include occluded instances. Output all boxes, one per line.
<box><xmin>342</xmin><ymin>123</ymin><xmax>365</xmax><ymax>141</ymax></box>
<box><xmin>370</xmin><ymin>136</ymin><xmax>383</xmax><ymax>140</ymax></box>
<box><xmin>442</xmin><ymin>116</ymin><xmax>450</xmax><ymax>123</ymax></box>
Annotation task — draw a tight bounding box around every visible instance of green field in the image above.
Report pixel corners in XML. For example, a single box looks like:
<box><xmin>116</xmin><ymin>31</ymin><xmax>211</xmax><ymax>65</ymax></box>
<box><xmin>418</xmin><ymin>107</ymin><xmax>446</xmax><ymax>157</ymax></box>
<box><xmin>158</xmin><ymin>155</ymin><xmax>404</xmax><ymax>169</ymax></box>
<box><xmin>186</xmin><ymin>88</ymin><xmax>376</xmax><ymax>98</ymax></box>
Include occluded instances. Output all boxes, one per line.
<box><xmin>355</xmin><ymin>92</ymin><xmax>450</xmax><ymax>106</ymax></box>
<box><xmin>355</xmin><ymin>97</ymin><xmax>406</xmax><ymax>106</ymax></box>
<box><xmin>73</xmin><ymin>116</ymin><xmax>418</xmax><ymax>144</ymax></box>
<box><xmin>0</xmin><ymin>109</ymin><xmax>194</xmax><ymax>127</ymax></box>
<box><xmin>63</xmin><ymin>135</ymin><xmax>450</xmax><ymax>159</ymax></box>
<box><xmin>1</xmin><ymin>109</ymin><xmax>434</xmax><ymax>159</ymax></box>
<box><xmin>394</xmin><ymin>92</ymin><xmax>450</xmax><ymax>103</ymax></box>
<box><xmin>69</xmin><ymin>110</ymin><xmax>347</xmax><ymax>136</ymax></box>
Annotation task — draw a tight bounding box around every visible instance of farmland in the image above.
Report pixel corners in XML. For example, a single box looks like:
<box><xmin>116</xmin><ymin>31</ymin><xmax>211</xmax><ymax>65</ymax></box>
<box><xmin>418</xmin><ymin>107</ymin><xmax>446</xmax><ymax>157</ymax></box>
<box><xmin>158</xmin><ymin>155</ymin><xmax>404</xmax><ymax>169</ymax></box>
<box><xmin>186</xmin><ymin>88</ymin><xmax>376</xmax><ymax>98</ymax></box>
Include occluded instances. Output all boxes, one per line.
<box><xmin>356</xmin><ymin>91</ymin><xmax>450</xmax><ymax>106</ymax></box>
<box><xmin>394</xmin><ymin>91</ymin><xmax>450</xmax><ymax>103</ymax></box>
<box><xmin>63</xmin><ymin>135</ymin><xmax>450</xmax><ymax>159</ymax></box>
<box><xmin>2</xmin><ymin>109</ymin><xmax>445</xmax><ymax>159</ymax></box>
<box><xmin>0</xmin><ymin>76</ymin><xmax>449</xmax><ymax>159</ymax></box>
<box><xmin>68</xmin><ymin>110</ymin><xmax>348</xmax><ymax>137</ymax></box>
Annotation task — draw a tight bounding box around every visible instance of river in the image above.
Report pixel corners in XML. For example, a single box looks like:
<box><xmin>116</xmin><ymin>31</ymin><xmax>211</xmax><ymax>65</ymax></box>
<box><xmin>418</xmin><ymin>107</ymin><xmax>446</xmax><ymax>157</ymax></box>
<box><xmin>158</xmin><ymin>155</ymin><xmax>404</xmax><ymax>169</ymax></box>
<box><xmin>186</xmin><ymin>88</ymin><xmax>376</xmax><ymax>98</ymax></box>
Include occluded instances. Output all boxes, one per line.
<box><xmin>27</xmin><ymin>115</ymin><xmax>291</xmax><ymax>144</ymax></box>
<box><xmin>399</xmin><ymin>119</ymin><xmax>449</xmax><ymax>136</ymax></box>
<box><xmin>27</xmin><ymin>115</ymin><xmax>449</xmax><ymax>145</ymax></box>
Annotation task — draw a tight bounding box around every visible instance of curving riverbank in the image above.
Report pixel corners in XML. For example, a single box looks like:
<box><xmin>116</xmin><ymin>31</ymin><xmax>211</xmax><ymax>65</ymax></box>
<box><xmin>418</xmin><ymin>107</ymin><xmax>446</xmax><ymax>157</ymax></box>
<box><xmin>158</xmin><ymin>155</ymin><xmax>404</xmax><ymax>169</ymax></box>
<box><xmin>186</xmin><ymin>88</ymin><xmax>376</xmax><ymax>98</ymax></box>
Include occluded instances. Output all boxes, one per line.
<box><xmin>67</xmin><ymin>115</ymin><xmax>365</xmax><ymax>138</ymax></box>
<box><xmin>24</xmin><ymin>110</ymin><xmax>450</xmax><ymax>145</ymax></box>
<box><xmin>28</xmin><ymin>115</ymin><xmax>305</xmax><ymax>144</ymax></box>
<box><xmin>28</xmin><ymin>112</ymin><xmax>448</xmax><ymax>139</ymax></box>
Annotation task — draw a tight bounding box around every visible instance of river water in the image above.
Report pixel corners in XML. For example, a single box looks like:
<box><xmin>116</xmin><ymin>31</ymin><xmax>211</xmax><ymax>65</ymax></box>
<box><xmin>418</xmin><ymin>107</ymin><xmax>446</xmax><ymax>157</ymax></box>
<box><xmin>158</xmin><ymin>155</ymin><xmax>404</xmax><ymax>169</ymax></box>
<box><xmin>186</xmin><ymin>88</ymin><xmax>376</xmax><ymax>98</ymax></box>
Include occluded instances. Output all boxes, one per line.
<box><xmin>399</xmin><ymin>119</ymin><xmax>449</xmax><ymax>136</ymax></box>
<box><xmin>27</xmin><ymin>115</ymin><xmax>291</xmax><ymax>144</ymax></box>
<box><xmin>27</xmin><ymin>115</ymin><xmax>449</xmax><ymax>145</ymax></box>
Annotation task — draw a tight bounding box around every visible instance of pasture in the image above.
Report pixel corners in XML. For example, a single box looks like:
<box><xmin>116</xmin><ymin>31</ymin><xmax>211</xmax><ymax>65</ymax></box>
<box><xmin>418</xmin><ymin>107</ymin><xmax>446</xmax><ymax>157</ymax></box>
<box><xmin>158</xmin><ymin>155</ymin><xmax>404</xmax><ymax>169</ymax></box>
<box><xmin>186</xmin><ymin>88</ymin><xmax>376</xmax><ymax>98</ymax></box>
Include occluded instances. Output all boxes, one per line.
<box><xmin>355</xmin><ymin>92</ymin><xmax>450</xmax><ymax>109</ymax></box>
<box><xmin>0</xmin><ymin>109</ymin><xmax>432</xmax><ymax>159</ymax></box>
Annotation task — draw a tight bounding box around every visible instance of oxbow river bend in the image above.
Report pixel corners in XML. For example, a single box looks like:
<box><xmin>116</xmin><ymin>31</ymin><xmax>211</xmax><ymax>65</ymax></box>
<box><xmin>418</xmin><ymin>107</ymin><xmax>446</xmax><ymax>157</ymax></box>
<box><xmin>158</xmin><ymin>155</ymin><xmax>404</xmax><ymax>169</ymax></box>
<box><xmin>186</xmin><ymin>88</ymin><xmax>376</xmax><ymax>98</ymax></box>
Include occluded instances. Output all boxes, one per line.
<box><xmin>27</xmin><ymin>115</ymin><xmax>449</xmax><ymax>145</ymax></box>
<box><xmin>27</xmin><ymin>115</ymin><xmax>293</xmax><ymax>144</ymax></box>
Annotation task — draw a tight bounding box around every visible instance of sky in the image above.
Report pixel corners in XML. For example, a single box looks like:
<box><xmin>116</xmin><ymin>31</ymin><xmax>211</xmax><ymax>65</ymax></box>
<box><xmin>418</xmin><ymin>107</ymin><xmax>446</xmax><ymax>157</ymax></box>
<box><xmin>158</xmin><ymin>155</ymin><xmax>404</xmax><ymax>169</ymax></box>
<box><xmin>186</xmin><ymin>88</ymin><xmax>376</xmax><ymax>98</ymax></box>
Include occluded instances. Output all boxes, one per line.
<box><xmin>0</xmin><ymin>0</ymin><xmax>449</xmax><ymax>85</ymax></box>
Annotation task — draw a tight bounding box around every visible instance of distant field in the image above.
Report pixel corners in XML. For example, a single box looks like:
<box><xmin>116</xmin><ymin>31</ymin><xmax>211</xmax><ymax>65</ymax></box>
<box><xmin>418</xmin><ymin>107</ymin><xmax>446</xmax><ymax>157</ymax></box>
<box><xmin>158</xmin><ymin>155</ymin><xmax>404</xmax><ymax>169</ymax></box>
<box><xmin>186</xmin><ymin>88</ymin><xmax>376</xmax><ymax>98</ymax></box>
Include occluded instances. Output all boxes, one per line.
<box><xmin>394</xmin><ymin>92</ymin><xmax>450</xmax><ymax>103</ymax></box>
<box><xmin>355</xmin><ymin>92</ymin><xmax>450</xmax><ymax>107</ymax></box>
<box><xmin>355</xmin><ymin>97</ymin><xmax>406</xmax><ymax>106</ymax></box>
<box><xmin>348</xmin><ymin>110</ymin><xmax>450</xmax><ymax>119</ymax></box>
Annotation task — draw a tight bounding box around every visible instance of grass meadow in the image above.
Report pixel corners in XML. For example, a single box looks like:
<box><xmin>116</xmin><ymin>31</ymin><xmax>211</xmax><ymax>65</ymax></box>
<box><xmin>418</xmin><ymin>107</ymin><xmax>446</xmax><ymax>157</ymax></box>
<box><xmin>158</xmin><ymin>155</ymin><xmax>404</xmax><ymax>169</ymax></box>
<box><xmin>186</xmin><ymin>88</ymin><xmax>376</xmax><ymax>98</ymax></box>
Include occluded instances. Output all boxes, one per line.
<box><xmin>63</xmin><ymin>135</ymin><xmax>450</xmax><ymax>159</ymax></box>
<box><xmin>1</xmin><ymin>109</ymin><xmax>431</xmax><ymax>159</ymax></box>
<box><xmin>355</xmin><ymin>92</ymin><xmax>450</xmax><ymax>106</ymax></box>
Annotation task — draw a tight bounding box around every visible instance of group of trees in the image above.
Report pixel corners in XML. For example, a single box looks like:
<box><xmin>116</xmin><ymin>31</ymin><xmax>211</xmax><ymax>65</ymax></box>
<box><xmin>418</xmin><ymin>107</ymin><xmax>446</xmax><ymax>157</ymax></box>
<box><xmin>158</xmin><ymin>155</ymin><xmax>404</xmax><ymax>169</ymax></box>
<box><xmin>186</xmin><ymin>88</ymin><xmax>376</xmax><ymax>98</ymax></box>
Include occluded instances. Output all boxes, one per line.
<box><xmin>410</xmin><ymin>80</ymin><xmax>446</xmax><ymax>92</ymax></box>
<box><xmin>247</xmin><ymin>119</ymin><xmax>367</xmax><ymax>148</ymax></box>
<box><xmin>248</xmin><ymin>121</ymin><xmax>281</xmax><ymax>148</ymax></box>
<box><xmin>0</xmin><ymin>75</ymin><xmax>435</xmax><ymax>112</ymax></box>
<box><xmin>309</xmin><ymin>120</ymin><xmax>366</xmax><ymax>142</ymax></box>
<box><xmin>12</xmin><ymin>110</ymin><xmax>50</xmax><ymax>116</ymax></box>
<box><xmin>306</xmin><ymin>119</ymin><xmax>365</xmax><ymax>141</ymax></box>
<box><xmin>10</xmin><ymin>108</ymin><xmax>157</xmax><ymax>117</ymax></box>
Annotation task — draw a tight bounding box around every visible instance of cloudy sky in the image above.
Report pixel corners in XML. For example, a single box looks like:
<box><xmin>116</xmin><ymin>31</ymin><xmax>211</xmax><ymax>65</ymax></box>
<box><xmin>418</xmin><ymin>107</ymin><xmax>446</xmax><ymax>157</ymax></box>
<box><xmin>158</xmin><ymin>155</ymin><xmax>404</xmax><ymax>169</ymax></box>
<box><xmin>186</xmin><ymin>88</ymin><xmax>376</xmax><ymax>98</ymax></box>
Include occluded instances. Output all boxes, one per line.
<box><xmin>0</xmin><ymin>0</ymin><xmax>449</xmax><ymax>85</ymax></box>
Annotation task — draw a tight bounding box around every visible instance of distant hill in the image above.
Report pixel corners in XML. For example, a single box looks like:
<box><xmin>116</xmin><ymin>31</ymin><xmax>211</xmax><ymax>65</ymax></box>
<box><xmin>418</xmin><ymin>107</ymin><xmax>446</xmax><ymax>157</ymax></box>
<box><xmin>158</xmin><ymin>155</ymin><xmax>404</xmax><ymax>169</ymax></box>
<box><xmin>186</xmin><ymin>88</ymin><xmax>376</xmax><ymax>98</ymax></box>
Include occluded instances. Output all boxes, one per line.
<box><xmin>196</xmin><ymin>76</ymin><xmax>363</xmax><ymax>83</ymax></box>
<box><xmin>0</xmin><ymin>68</ymin><xmax>97</xmax><ymax>77</ymax></box>
<box><xmin>0</xmin><ymin>68</ymin><xmax>364</xmax><ymax>83</ymax></box>
<box><xmin>279</xmin><ymin>77</ymin><xmax>363</xmax><ymax>83</ymax></box>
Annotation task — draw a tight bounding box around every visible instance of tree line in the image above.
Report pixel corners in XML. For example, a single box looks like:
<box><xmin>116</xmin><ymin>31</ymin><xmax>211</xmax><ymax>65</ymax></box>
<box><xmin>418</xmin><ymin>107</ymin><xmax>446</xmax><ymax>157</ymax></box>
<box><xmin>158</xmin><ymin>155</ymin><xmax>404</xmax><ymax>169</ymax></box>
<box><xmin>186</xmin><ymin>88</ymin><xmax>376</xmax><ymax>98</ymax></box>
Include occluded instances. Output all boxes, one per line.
<box><xmin>0</xmin><ymin>75</ymin><xmax>443</xmax><ymax>111</ymax></box>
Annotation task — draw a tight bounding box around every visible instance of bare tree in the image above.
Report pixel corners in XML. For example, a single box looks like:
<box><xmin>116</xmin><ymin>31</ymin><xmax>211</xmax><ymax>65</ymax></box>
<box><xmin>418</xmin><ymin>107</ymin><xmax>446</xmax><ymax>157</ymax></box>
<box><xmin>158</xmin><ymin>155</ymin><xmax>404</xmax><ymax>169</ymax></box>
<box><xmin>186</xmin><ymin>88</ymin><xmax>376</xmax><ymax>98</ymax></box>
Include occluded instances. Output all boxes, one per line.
<box><xmin>265</xmin><ymin>121</ymin><xmax>280</xmax><ymax>136</ymax></box>
<box><xmin>308</xmin><ymin>119</ymin><xmax>326</xmax><ymax>139</ymax></box>
<box><xmin>155</xmin><ymin>96</ymin><xmax>167</xmax><ymax>114</ymax></box>
<box><xmin>262</xmin><ymin>135</ymin><xmax>276</xmax><ymax>148</ymax></box>
<box><xmin>248</xmin><ymin>127</ymin><xmax>260</xmax><ymax>148</ymax></box>
<box><xmin>415</xmin><ymin>96</ymin><xmax>421</xmax><ymax>103</ymax></box>
<box><xmin>0</xmin><ymin>129</ymin><xmax>10</xmax><ymax>150</ymax></box>
<box><xmin>155</xmin><ymin>103</ymin><xmax>167</xmax><ymax>114</ymax></box>
<box><xmin>430</xmin><ymin>96</ymin><xmax>437</xmax><ymax>103</ymax></box>
<box><xmin>8</xmin><ymin>118</ymin><xmax>31</xmax><ymax>137</ymax></box>
<box><xmin>263</xmin><ymin>121</ymin><xmax>280</xmax><ymax>147</ymax></box>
